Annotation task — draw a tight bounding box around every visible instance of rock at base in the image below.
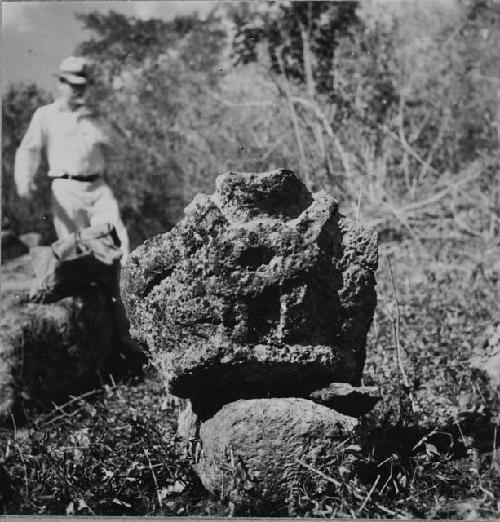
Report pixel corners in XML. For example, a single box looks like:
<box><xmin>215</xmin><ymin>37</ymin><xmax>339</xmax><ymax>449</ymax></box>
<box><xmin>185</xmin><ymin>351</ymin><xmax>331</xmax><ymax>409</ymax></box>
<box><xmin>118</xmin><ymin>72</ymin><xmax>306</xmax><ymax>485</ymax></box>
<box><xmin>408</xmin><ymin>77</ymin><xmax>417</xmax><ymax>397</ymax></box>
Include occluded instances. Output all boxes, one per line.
<box><xmin>0</xmin><ymin>287</ymin><xmax>115</xmax><ymax>423</ymax></box>
<box><xmin>177</xmin><ymin>398</ymin><xmax>198</xmax><ymax>441</ymax></box>
<box><xmin>471</xmin><ymin>322</ymin><xmax>500</xmax><ymax>390</ymax></box>
<box><xmin>309</xmin><ymin>383</ymin><xmax>381</xmax><ymax>417</ymax></box>
<box><xmin>195</xmin><ymin>398</ymin><xmax>357</xmax><ymax>513</ymax></box>
<box><xmin>472</xmin><ymin>352</ymin><xmax>500</xmax><ymax>389</ymax></box>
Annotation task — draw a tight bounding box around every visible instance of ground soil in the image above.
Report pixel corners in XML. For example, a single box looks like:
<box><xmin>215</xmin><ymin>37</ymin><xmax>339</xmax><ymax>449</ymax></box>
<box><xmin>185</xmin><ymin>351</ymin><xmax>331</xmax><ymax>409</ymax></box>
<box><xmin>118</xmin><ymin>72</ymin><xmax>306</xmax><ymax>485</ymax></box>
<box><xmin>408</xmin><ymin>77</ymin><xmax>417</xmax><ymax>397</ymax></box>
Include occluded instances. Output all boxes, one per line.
<box><xmin>1</xmin><ymin>238</ymin><xmax>499</xmax><ymax>517</ymax></box>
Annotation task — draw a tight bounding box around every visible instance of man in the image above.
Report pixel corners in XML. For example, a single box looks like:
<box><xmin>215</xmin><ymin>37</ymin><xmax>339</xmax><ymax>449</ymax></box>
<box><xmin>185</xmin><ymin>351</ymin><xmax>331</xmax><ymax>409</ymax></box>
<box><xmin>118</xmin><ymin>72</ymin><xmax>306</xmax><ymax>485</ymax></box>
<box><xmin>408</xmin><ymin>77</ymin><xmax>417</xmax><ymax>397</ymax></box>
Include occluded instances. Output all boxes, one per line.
<box><xmin>15</xmin><ymin>56</ymin><xmax>130</xmax><ymax>259</ymax></box>
<box><xmin>15</xmin><ymin>56</ymin><xmax>144</xmax><ymax>366</ymax></box>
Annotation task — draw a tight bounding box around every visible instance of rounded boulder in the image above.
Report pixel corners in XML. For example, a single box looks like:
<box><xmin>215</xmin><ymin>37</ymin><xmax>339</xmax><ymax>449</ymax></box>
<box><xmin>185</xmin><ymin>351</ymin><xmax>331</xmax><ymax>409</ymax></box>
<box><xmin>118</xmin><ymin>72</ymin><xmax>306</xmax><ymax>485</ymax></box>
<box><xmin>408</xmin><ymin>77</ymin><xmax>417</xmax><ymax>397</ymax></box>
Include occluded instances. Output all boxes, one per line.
<box><xmin>195</xmin><ymin>397</ymin><xmax>357</xmax><ymax>512</ymax></box>
<box><xmin>0</xmin><ymin>287</ymin><xmax>115</xmax><ymax>423</ymax></box>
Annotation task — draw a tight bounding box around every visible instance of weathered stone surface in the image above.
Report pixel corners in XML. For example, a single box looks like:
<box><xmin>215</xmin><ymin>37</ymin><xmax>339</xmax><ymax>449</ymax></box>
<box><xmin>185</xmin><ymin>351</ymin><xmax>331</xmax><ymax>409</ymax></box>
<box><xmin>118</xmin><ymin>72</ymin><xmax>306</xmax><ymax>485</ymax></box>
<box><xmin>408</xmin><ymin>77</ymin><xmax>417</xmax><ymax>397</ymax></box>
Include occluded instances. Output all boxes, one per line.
<box><xmin>122</xmin><ymin>170</ymin><xmax>378</xmax><ymax>404</ymax></box>
<box><xmin>177</xmin><ymin>383</ymin><xmax>381</xmax><ymax>444</ymax></box>
<box><xmin>471</xmin><ymin>322</ymin><xmax>500</xmax><ymax>389</ymax></box>
<box><xmin>177</xmin><ymin>398</ymin><xmax>198</xmax><ymax>441</ymax></box>
<box><xmin>0</xmin><ymin>287</ymin><xmax>115</xmax><ymax>423</ymax></box>
<box><xmin>473</xmin><ymin>352</ymin><xmax>500</xmax><ymax>389</ymax></box>
<box><xmin>195</xmin><ymin>398</ymin><xmax>357</xmax><ymax>512</ymax></box>
<box><xmin>308</xmin><ymin>383</ymin><xmax>381</xmax><ymax>417</ymax></box>
<box><xmin>412</xmin><ymin>389</ymin><xmax>458</xmax><ymax>430</ymax></box>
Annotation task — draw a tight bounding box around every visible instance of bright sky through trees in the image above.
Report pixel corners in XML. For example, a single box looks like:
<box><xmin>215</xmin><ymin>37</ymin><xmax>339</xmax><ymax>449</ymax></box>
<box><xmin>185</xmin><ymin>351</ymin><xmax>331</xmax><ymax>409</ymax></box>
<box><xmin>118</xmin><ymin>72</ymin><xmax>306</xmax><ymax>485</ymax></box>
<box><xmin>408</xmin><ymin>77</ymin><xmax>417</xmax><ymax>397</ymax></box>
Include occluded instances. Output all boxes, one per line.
<box><xmin>1</xmin><ymin>1</ymin><xmax>212</xmax><ymax>93</ymax></box>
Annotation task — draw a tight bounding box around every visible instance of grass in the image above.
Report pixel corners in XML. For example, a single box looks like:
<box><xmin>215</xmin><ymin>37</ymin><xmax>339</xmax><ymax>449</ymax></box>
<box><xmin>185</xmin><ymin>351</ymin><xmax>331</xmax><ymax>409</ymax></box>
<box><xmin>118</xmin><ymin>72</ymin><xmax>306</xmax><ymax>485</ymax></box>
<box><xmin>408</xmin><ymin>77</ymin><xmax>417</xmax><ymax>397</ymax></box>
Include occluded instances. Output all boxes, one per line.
<box><xmin>1</xmin><ymin>372</ymin><xmax>228</xmax><ymax>516</ymax></box>
<box><xmin>2</xmin><ymin>2</ymin><xmax>499</xmax><ymax>514</ymax></box>
<box><xmin>1</xmin><ymin>196</ymin><xmax>499</xmax><ymax>517</ymax></box>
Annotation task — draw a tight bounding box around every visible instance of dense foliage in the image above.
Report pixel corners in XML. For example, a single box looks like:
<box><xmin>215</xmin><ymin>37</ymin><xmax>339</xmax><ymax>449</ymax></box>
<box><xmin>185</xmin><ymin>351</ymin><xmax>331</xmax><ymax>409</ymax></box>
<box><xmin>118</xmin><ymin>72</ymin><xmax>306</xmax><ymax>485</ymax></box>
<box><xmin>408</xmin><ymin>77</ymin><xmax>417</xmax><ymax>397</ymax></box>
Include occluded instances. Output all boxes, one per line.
<box><xmin>3</xmin><ymin>1</ymin><xmax>499</xmax><ymax>246</ymax></box>
<box><xmin>2</xmin><ymin>85</ymin><xmax>54</xmax><ymax>242</ymax></box>
<box><xmin>229</xmin><ymin>1</ymin><xmax>359</xmax><ymax>95</ymax></box>
<box><xmin>74</xmin><ymin>10</ymin><xmax>228</xmax><ymax>247</ymax></box>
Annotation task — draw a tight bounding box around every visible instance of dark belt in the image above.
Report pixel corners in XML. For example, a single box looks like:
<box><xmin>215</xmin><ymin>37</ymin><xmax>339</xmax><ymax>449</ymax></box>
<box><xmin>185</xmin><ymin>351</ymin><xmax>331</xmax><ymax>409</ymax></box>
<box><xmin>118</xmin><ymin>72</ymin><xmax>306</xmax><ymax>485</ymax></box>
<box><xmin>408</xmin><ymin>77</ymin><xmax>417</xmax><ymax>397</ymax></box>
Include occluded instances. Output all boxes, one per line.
<box><xmin>57</xmin><ymin>173</ymin><xmax>101</xmax><ymax>182</ymax></box>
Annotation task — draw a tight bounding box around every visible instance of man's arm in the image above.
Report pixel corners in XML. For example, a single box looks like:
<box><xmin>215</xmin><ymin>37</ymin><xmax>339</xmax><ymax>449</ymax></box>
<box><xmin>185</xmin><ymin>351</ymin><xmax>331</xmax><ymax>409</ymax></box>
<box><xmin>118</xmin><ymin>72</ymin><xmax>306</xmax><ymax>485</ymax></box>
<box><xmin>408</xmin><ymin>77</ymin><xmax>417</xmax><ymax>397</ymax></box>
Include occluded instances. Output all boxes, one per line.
<box><xmin>102</xmin><ymin>117</ymin><xmax>130</xmax><ymax>159</ymax></box>
<box><xmin>14</xmin><ymin>108</ymin><xmax>45</xmax><ymax>198</ymax></box>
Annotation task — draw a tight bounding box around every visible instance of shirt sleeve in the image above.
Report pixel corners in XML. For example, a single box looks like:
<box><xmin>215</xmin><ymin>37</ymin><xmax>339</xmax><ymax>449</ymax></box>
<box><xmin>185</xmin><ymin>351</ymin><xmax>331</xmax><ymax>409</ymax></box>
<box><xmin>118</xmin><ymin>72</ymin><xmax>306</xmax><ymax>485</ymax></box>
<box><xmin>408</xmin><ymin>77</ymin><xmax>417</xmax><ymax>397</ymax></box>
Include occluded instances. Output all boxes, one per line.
<box><xmin>14</xmin><ymin>108</ymin><xmax>45</xmax><ymax>197</ymax></box>
<box><xmin>103</xmin><ymin>119</ymin><xmax>126</xmax><ymax>156</ymax></box>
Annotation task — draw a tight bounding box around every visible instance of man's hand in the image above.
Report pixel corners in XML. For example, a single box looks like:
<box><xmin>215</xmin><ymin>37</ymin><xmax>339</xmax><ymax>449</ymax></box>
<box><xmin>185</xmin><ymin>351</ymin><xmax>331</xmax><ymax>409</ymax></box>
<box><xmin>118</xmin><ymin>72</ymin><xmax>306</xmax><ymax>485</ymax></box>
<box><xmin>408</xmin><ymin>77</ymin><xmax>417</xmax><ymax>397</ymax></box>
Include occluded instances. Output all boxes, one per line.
<box><xmin>17</xmin><ymin>187</ymin><xmax>31</xmax><ymax>199</ymax></box>
<box><xmin>17</xmin><ymin>182</ymin><xmax>36</xmax><ymax>199</ymax></box>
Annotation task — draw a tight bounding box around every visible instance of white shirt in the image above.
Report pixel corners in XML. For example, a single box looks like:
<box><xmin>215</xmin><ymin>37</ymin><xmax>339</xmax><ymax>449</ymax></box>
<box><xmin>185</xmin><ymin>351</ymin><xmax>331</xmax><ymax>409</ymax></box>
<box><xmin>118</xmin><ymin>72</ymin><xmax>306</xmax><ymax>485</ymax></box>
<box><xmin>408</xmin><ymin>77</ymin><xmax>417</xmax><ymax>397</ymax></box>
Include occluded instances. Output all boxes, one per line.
<box><xmin>14</xmin><ymin>99</ymin><xmax>118</xmax><ymax>196</ymax></box>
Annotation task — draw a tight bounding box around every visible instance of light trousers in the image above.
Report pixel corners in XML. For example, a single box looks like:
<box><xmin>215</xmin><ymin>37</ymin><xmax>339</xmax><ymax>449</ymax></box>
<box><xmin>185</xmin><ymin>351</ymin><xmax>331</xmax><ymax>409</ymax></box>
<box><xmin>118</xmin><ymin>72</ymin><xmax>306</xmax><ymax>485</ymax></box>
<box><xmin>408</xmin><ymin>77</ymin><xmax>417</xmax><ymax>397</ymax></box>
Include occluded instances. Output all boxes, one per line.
<box><xmin>51</xmin><ymin>177</ymin><xmax>130</xmax><ymax>262</ymax></box>
<box><xmin>51</xmin><ymin>177</ymin><xmax>140</xmax><ymax>354</ymax></box>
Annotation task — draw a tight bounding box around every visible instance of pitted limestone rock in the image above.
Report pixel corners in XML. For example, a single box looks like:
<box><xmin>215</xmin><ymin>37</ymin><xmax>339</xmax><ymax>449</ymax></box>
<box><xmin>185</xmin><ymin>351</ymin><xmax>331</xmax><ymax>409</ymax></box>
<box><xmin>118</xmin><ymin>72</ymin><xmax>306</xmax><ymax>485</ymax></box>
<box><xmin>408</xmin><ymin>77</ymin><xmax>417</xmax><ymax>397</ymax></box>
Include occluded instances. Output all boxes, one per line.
<box><xmin>122</xmin><ymin>170</ymin><xmax>378</xmax><ymax>405</ymax></box>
